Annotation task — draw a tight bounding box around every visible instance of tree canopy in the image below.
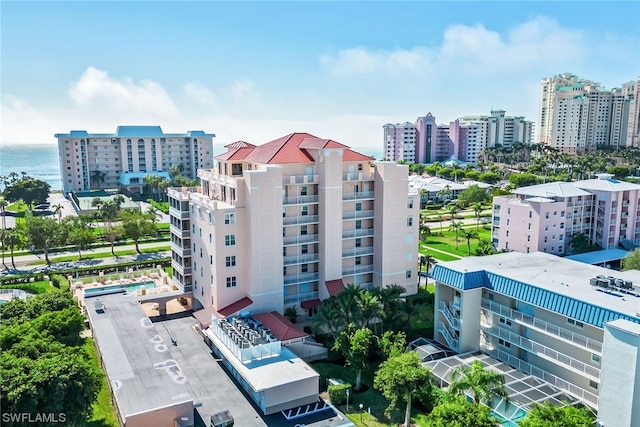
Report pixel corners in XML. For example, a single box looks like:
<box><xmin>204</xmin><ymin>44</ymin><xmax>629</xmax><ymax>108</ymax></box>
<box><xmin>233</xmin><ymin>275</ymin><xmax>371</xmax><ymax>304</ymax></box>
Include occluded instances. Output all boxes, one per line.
<box><xmin>448</xmin><ymin>360</ymin><xmax>508</xmax><ymax>405</ymax></box>
<box><xmin>332</xmin><ymin>324</ymin><xmax>374</xmax><ymax>390</ymax></box>
<box><xmin>622</xmin><ymin>249</ymin><xmax>640</xmax><ymax>271</ymax></box>
<box><xmin>518</xmin><ymin>402</ymin><xmax>595</xmax><ymax>427</ymax></box>
<box><xmin>3</xmin><ymin>177</ymin><xmax>51</xmax><ymax>208</ymax></box>
<box><xmin>423</xmin><ymin>397</ymin><xmax>499</xmax><ymax>427</ymax></box>
<box><xmin>458</xmin><ymin>185</ymin><xmax>489</xmax><ymax>207</ymax></box>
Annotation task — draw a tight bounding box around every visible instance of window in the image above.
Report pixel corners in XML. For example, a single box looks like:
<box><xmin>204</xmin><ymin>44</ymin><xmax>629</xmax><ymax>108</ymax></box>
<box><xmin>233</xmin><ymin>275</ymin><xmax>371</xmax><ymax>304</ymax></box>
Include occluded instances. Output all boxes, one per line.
<box><xmin>226</xmin><ymin>277</ymin><xmax>237</xmax><ymax>288</ymax></box>
<box><xmin>406</xmin><ymin>269</ymin><xmax>412</xmax><ymax>279</ymax></box>
<box><xmin>210</xmin><ymin>255</ymin><xmax>213</xmax><ymax>265</ymax></box>
<box><xmin>300</xmin><ymin>225</ymin><xmax>308</xmax><ymax>235</ymax></box>
<box><xmin>527</xmin><ymin>235</ymin><xmax>531</xmax><ymax>242</ymax></box>
<box><xmin>192</xmin><ymin>224</ymin><xmax>195</xmax><ymax>234</ymax></box>
<box><xmin>358</xmin><ymin>163</ymin><xmax>363</xmax><ymax>171</ymax></box>
<box><xmin>498</xmin><ymin>339</ymin><xmax>511</xmax><ymax>348</ymax></box>
<box><xmin>589</xmin><ymin>380</ymin><xmax>598</xmax><ymax>390</ymax></box>
<box><xmin>301</xmin><ymin>206</ymin><xmax>308</xmax><ymax>216</ymax></box>
<box><xmin>407</xmin><ymin>217</ymin><xmax>413</xmax><ymax>227</ymax></box>
<box><xmin>506</xmin><ymin>219</ymin><xmax>510</xmax><ymax>226</ymax></box>
<box><xmin>225</xmin><ymin>235</ymin><xmax>236</xmax><ymax>246</ymax></box>
<box><xmin>507</xmin><ymin>208</ymin><xmax>511</xmax><ymax>215</ymax></box>
<box><xmin>225</xmin><ymin>256</ymin><xmax>236</xmax><ymax>267</ymax></box>
<box><xmin>209</xmin><ymin>233</ymin><xmax>212</xmax><ymax>244</ymax></box>
<box><xmin>224</xmin><ymin>212</ymin><xmax>235</xmax><ymax>225</ymax></box>
<box><xmin>498</xmin><ymin>317</ymin><xmax>512</xmax><ymax>326</ymax></box>
<box><xmin>407</xmin><ymin>199</ymin><xmax>414</xmax><ymax>209</ymax></box>
<box><xmin>553</xmin><ymin>211</ymin><xmax>557</xmax><ymax>216</ymax></box>
<box><xmin>545</xmin><ymin>212</ymin><xmax>549</xmax><ymax>219</ymax></box>
<box><xmin>591</xmin><ymin>354</ymin><xmax>601</xmax><ymax>364</ymax></box>
<box><xmin>355</xmin><ymin>202</ymin><xmax>362</xmax><ymax>211</ymax></box>
<box><xmin>529</xmin><ymin>211</ymin><xmax>532</xmax><ymax>218</ymax></box>
<box><xmin>301</xmin><ymin>244</ymin><xmax>308</xmax><ymax>254</ymax></box>
<box><xmin>300</xmin><ymin>186</ymin><xmax>308</xmax><ymax>196</ymax></box>
<box><xmin>561</xmin><ymin>210</ymin><xmax>565</xmax><ymax>217</ymax></box>
<box><xmin>528</xmin><ymin>223</ymin><xmax>531</xmax><ymax>230</ymax></box>
<box><xmin>568</xmin><ymin>318</ymin><xmax>584</xmax><ymax>328</ymax></box>
<box><xmin>301</xmin><ymin>264</ymin><xmax>308</xmax><ymax>273</ymax></box>
<box><xmin>355</xmin><ymin>220</ymin><xmax>362</xmax><ymax>230</ymax></box>
<box><xmin>355</xmin><ymin>238</ymin><xmax>362</xmax><ymax>248</ymax></box>
<box><xmin>355</xmin><ymin>257</ymin><xmax>361</xmax><ymax>265</ymax></box>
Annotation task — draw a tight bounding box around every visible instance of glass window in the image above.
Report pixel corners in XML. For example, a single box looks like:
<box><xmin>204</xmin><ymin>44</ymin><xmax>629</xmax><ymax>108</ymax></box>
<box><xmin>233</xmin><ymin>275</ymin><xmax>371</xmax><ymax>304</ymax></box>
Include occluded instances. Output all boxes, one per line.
<box><xmin>225</xmin><ymin>235</ymin><xmax>236</xmax><ymax>246</ymax></box>
<box><xmin>300</xmin><ymin>186</ymin><xmax>308</xmax><ymax>196</ymax></box>
<box><xmin>226</xmin><ymin>277</ymin><xmax>237</xmax><ymax>288</ymax></box>
<box><xmin>225</xmin><ymin>256</ymin><xmax>236</xmax><ymax>267</ymax></box>
<box><xmin>224</xmin><ymin>212</ymin><xmax>235</xmax><ymax>225</ymax></box>
<box><xmin>405</xmin><ymin>270</ymin><xmax>412</xmax><ymax>279</ymax></box>
<box><xmin>407</xmin><ymin>217</ymin><xmax>413</xmax><ymax>227</ymax></box>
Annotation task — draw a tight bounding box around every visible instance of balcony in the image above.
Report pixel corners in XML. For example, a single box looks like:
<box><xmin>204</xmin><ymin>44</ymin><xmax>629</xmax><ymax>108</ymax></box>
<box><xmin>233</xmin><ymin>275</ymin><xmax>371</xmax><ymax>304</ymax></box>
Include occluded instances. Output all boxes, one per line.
<box><xmin>342</xmin><ymin>210</ymin><xmax>374</xmax><ymax>220</ymax></box>
<box><xmin>170</xmin><ymin>241</ymin><xmax>191</xmax><ymax>257</ymax></box>
<box><xmin>168</xmin><ymin>187</ymin><xmax>199</xmax><ymax>201</ymax></box>
<box><xmin>283</xmin><ymin>253</ymin><xmax>320</xmax><ymax>266</ymax></box>
<box><xmin>481</xmin><ymin>298</ymin><xmax>602</xmax><ymax>353</ymax></box>
<box><xmin>284</xmin><ymin>273</ymin><xmax>319</xmax><ymax>285</ymax></box>
<box><xmin>283</xmin><ymin>234</ymin><xmax>319</xmax><ymax>246</ymax></box>
<box><xmin>439</xmin><ymin>301</ymin><xmax>460</xmax><ymax>330</ymax></box>
<box><xmin>438</xmin><ymin>324</ymin><xmax>459</xmax><ymax>351</ymax></box>
<box><xmin>343</xmin><ymin>172</ymin><xmax>374</xmax><ymax>181</ymax></box>
<box><xmin>170</xmin><ymin>224</ymin><xmax>191</xmax><ymax>238</ymax></box>
<box><xmin>483</xmin><ymin>347</ymin><xmax>598</xmax><ymax>408</ymax></box>
<box><xmin>342</xmin><ymin>228</ymin><xmax>374</xmax><ymax>239</ymax></box>
<box><xmin>342</xmin><ymin>191</ymin><xmax>374</xmax><ymax>201</ymax></box>
<box><xmin>480</xmin><ymin>323</ymin><xmax>600</xmax><ymax>380</ymax></box>
<box><xmin>169</xmin><ymin>206</ymin><xmax>190</xmax><ymax>219</ymax></box>
<box><xmin>284</xmin><ymin>290</ymin><xmax>320</xmax><ymax>305</ymax></box>
<box><xmin>342</xmin><ymin>264</ymin><xmax>374</xmax><ymax>276</ymax></box>
<box><xmin>283</xmin><ymin>175</ymin><xmax>318</xmax><ymax>185</ymax></box>
<box><xmin>283</xmin><ymin>195</ymin><xmax>319</xmax><ymax>205</ymax></box>
<box><xmin>283</xmin><ymin>215</ymin><xmax>319</xmax><ymax>226</ymax></box>
<box><xmin>342</xmin><ymin>246</ymin><xmax>374</xmax><ymax>258</ymax></box>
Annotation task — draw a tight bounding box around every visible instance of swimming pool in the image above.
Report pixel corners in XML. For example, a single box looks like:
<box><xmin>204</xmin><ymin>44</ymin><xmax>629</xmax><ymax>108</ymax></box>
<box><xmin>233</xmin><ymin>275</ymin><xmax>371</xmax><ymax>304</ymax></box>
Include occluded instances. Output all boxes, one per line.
<box><xmin>84</xmin><ymin>281</ymin><xmax>156</xmax><ymax>297</ymax></box>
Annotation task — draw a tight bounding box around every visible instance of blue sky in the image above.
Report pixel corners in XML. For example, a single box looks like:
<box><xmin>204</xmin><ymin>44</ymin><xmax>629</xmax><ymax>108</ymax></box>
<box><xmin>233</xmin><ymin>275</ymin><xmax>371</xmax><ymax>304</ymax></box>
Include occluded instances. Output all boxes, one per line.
<box><xmin>1</xmin><ymin>1</ymin><xmax>639</xmax><ymax>157</ymax></box>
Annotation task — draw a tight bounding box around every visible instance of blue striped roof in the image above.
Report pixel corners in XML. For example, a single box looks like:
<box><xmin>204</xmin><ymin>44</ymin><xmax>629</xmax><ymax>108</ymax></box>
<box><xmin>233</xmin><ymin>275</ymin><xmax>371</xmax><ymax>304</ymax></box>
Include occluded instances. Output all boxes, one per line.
<box><xmin>431</xmin><ymin>264</ymin><xmax>640</xmax><ymax>328</ymax></box>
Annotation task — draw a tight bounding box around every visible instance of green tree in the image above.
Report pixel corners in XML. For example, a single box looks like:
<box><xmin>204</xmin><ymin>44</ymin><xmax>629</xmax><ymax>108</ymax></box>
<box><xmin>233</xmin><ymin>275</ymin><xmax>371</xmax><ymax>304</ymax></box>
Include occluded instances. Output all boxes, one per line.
<box><xmin>458</xmin><ymin>185</ymin><xmax>488</xmax><ymax>207</ymax></box>
<box><xmin>120</xmin><ymin>210</ymin><xmax>157</xmax><ymax>253</ymax></box>
<box><xmin>568</xmin><ymin>232</ymin><xmax>591</xmax><ymax>254</ymax></box>
<box><xmin>25</xmin><ymin>217</ymin><xmax>63</xmax><ymax>264</ymax></box>
<box><xmin>4</xmin><ymin>227</ymin><xmax>23</xmax><ymax>269</ymax></box>
<box><xmin>462</xmin><ymin>230</ymin><xmax>479</xmax><ymax>256</ymax></box>
<box><xmin>478</xmin><ymin>172</ymin><xmax>500</xmax><ymax>184</ymax></box>
<box><xmin>473</xmin><ymin>202</ymin><xmax>484</xmax><ymax>230</ymax></box>
<box><xmin>509</xmin><ymin>173</ymin><xmax>539</xmax><ymax>188</ymax></box>
<box><xmin>622</xmin><ymin>249</ymin><xmax>640</xmax><ymax>271</ymax></box>
<box><xmin>90</xmin><ymin>169</ymin><xmax>107</xmax><ymax>189</ymax></box>
<box><xmin>332</xmin><ymin>325</ymin><xmax>374</xmax><ymax>390</ymax></box>
<box><xmin>356</xmin><ymin>290</ymin><xmax>383</xmax><ymax>329</ymax></box>
<box><xmin>374</xmin><ymin>351</ymin><xmax>433</xmax><ymax>427</ymax></box>
<box><xmin>449</xmin><ymin>221</ymin><xmax>463</xmax><ymax>250</ymax></box>
<box><xmin>424</xmin><ymin>396</ymin><xmax>499</xmax><ymax>427</ymax></box>
<box><xmin>607</xmin><ymin>165</ymin><xmax>631</xmax><ymax>180</ymax></box>
<box><xmin>52</xmin><ymin>203</ymin><xmax>64</xmax><ymax>223</ymax></box>
<box><xmin>378</xmin><ymin>330</ymin><xmax>407</xmax><ymax>360</ymax></box>
<box><xmin>283</xmin><ymin>306</ymin><xmax>299</xmax><ymax>323</ymax></box>
<box><xmin>64</xmin><ymin>217</ymin><xmax>96</xmax><ymax>259</ymax></box>
<box><xmin>518</xmin><ymin>402</ymin><xmax>595</xmax><ymax>427</ymax></box>
<box><xmin>449</xmin><ymin>360</ymin><xmax>508</xmax><ymax>405</ymax></box>
<box><xmin>3</xmin><ymin>177</ymin><xmax>51</xmax><ymax>208</ymax></box>
<box><xmin>420</xmin><ymin>222</ymin><xmax>431</xmax><ymax>243</ymax></box>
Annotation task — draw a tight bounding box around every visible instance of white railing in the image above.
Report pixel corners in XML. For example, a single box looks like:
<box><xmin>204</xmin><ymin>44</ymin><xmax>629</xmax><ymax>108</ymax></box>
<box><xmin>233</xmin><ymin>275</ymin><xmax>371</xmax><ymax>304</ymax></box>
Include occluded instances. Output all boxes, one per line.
<box><xmin>342</xmin><ymin>210</ymin><xmax>374</xmax><ymax>220</ymax></box>
<box><xmin>284</xmin><ymin>273</ymin><xmax>320</xmax><ymax>285</ymax></box>
<box><xmin>284</xmin><ymin>175</ymin><xmax>318</xmax><ymax>185</ymax></box>
<box><xmin>284</xmin><ymin>291</ymin><xmax>320</xmax><ymax>305</ymax></box>
<box><xmin>342</xmin><ymin>264</ymin><xmax>374</xmax><ymax>276</ymax></box>
<box><xmin>483</xmin><ymin>347</ymin><xmax>599</xmax><ymax>408</ymax></box>
<box><xmin>283</xmin><ymin>254</ymin><xmax>320</xmax><ymax>266</ymax></box>
<box><xmin>439</xmin><ymin>301</ymin><xmax>460</xmax><ymax>330</ymax></box>
<box><xmin>438</xmin><ymin>324</ymin><xmax>459</xmax><ymax>351</ymax></box>
<box><xmin>343</xmin><ymin>172</ymin><xmax>374</xmax><ymax>181</ymax></box>
<box><xmin>283</xmin><ymin>234</ymin><xmax>319</xmax><ymax>246</ymax></box>
<box><xmin>283</xmin><ymin>215</ymin><xmax>319</xmax><ymax>226</ymax></box>
<box><xmin>342</xmin><ymin>246</ymin><xmax>374</xmax><ymax>258</ymax></box>
<box><xmin>342</xmin><ymin>191</ymin><xmax>375</xmax><ymax>201</ymax></box>
<box><xmin>481</xmin><ymin>299</ymin><xmax>602</xmax><ymax>353</ymax></box>
<box><xmin>342</xmin><ymin>228</ymin><xmax>374</xmax><ymax>239</ymax></box>
<box><xmin>480</xmin><ymin>323</ymin><xmax>600</xmax><ymax>379</ymax></box>
<box><xmin>283</xmin><ymin>195</ymin><xmax>319</xmax><ymax>205</ymax></box>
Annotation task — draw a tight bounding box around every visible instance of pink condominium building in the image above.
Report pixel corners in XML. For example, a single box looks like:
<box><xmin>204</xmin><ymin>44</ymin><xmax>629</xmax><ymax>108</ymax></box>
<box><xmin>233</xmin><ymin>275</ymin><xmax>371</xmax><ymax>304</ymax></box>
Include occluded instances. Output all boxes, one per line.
<box><xmin>492</xmin><ymin>174</ymin><xmax>640</xmax><ymax>255</ymax></box>
<box><xmin>168</xmin><ymin>133</ymin><xmax>420</xmax><ymax>316</ymax></box>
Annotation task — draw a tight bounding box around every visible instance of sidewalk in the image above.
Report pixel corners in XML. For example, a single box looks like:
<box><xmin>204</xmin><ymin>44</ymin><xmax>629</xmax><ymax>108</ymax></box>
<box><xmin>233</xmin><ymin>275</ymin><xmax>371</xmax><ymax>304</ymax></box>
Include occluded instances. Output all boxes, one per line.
<box><xmin>0</xmin><ymin>241</ymin><xmax>171</xmax><ymax>277</ymax></box>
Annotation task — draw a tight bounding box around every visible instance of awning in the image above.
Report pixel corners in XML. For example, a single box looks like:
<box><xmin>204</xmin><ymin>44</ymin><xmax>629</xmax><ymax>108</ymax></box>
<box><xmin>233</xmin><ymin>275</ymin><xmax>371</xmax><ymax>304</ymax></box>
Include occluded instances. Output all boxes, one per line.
<box><xmin>217</xmin><ymin>296</ymin><xmax>253</xmax><ymax>317</ymax></box>
<box><xmin>300</xmin><ymin>299</ymin><xmax>322</xmax><ymax>309</ymax></box>
<box><xmin>325</xmin><ymin>279</ymin><xmax>345</xmax><ymax>296</ymax></box>
<box><xmin>253</xmin><ymin>311</ymin><xmax>307</xmax><ymax>341</ymax></box>
<box><xmin>192</xmin><ymin>306</ymin><xmax>217</xmax><ymax>328</ymax></box>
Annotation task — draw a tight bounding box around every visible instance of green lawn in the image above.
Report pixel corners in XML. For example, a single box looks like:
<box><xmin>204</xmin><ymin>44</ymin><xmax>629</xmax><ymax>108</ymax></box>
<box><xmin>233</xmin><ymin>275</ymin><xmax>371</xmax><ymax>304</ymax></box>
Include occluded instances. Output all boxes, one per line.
<box><xmin>0</xmin><ymin>280</ymin><xmax>58</xmax><ymax>294</ymax></box>
<box><xmin>420</xmin><ymin>226</ymin><xmax>492</xmax><ymax>259</ymax></box>
<box><xmin>6</xmin><ymin>200</ymin><xmax>29</xmax><ymax>213</ymax></box>
<box><xmin>28</xmin><ymin>246</ymin><xmax>171</xmax><ymax>266</ymax></box>
<box><xmin>83</xmin><ymin>339</ymin><xmax>119</xmax><ymax>427</ymax></box>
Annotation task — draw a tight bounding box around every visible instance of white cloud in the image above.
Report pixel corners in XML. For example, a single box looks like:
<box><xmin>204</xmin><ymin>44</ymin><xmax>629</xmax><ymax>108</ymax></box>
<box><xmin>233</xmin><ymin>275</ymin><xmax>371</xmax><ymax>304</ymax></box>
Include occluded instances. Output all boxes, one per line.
<box><xmin>183</xmin><ymin>82</ymin><xmax>219</xmax><ymax>108</ymax></box>
<box><xmin>320</xmin><ymin>46</ymin><xmax>434</xmax><ymax>76</ymax></box>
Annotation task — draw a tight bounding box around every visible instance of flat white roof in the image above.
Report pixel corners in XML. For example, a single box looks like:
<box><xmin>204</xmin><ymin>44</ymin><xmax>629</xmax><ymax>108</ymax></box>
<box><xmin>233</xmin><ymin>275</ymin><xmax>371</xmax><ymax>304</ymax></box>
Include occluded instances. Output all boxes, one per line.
<box><xmin>204</xmin><ymin>328</ymin><xmax>318</xmax><ymax>391</ymax></box>
<box><xmin>439</xmin><ymin>252</ymin><xmax>640</xmax><ymax>319</ymax></box>
<box><xmin>514</xmin><ymin>182</ymin><xmax>591</xmax><ymax>198</ymax></box>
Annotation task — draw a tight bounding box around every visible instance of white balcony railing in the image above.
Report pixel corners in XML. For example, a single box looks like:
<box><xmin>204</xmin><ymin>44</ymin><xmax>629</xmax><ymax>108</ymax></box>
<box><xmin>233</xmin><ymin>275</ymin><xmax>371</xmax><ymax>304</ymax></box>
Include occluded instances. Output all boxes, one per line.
<box><xmin>342</xmin><ymin>191</ymin><xmax>375</xmax><ymax>201</ymax></box>
<box><xmin>283</xmin><ymin>195</ymin><xmax>319</xmax><ymax>205</ymax></box>
<box><xmin>481</xmin><ymin>298</ymin><xmax>602</xmax><ymax>353</ymax></box>
<box><xmin>342</xmin><ymin>228</ymin><xmax>375</xmax><ymax>239</ymax></box>
<box><xmin>343</xmin><ymin>172</ymin><xmax>374</xmax><ymax>181</ymax></box>
<box><xmin>283</xmin><ymin>215</ymin><xmax>319</xmax><ymax>226</ymax></box>
<box><xmin>342</xmin><ymin>264</ymin><xmax>374</xmax><ymax>276</ymax></box>
<box><xmin>283</xmin><ymin>234</ymin><xmax>319</xmax><ymax>246</ymax></box>
<box><xmin>283</xmin><ymin>253</ymin><xmax>320</xmax><ymax>266</ymax></box>
<box><xmin>480</xmin><ymin>323</ymin><xmax>600</xmax><ymax>380</ymax></box>
<box><xmin>283</xmin><ymin>175</ymin><xmax>318</xmax><ymax>185</ymax></box>
<box><xmin>342</xmin><ymin>210</ymin><xmax>374</xmax><ymax>220</ymax></box>
<box><xmin>283</xmin><ymin>273</ymin><xmax>320</xmax><ymax>285</ymax></box>
<box><xmin>284</xmin><ymin>291</ymin><xmax>320</xmax><ymax>305</ymax></box>
<box><xmin>342</xmin><ymin>246</ymin><xmax>374</xmax><ymax>258</ymax></box>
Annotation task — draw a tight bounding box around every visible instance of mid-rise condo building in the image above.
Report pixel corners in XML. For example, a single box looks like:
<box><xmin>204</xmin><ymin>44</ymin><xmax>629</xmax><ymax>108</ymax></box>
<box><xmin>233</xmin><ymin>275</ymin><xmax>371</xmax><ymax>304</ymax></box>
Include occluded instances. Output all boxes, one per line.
<box><xmin>169</xmin><ymin>132</ymin><xmax>419</xmax><ymax>316</ymax></box>
<box><xmin>54</xmin><ymin>126</ymin><xmax>214</xmax><ymax>194</ymax></box>
<box><xmin>491</xmin><ymin>174</ymin><xmax>640</xmax><ymax>255</ymax></box>
<box><xmin>432</xmin><ymin>251</ymin><xmax>640</xmax><ymax>427</ymax></box>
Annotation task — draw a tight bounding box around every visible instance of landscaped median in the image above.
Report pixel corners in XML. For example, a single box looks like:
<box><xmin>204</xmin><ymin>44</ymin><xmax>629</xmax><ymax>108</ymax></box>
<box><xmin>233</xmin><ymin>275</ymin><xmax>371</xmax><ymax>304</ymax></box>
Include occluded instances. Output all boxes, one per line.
<box><xmin>27</xmin><ymin>246</ymin><xmax>171</xmax><ymax>266</ymax></box>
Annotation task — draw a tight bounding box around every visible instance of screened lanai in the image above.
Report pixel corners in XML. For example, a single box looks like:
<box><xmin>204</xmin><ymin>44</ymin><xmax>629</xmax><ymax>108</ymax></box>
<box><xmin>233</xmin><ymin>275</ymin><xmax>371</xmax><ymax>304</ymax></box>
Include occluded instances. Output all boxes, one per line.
<box><xmin>423</xmin><ymin>351</ymin><xmax>587</xmax><ymax>426</ymax></box>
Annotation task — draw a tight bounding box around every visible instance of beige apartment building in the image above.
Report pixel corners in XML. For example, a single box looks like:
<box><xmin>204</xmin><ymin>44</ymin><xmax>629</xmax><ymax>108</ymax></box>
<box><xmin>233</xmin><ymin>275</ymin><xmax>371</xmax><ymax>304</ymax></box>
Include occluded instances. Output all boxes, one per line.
<box><xmin>432</xmin><ymin>252</ymin><xmax>640</xmax><ymax>427</ymax></box>
<box><xmin>55</xmin><ymin>126</ymin><xmax>214</xmax><ymax>194</ymax></box>
<box><xmin>168</xmin><ymin>133</ymin><xmax>419</xmax><ymax>316</ymax></box>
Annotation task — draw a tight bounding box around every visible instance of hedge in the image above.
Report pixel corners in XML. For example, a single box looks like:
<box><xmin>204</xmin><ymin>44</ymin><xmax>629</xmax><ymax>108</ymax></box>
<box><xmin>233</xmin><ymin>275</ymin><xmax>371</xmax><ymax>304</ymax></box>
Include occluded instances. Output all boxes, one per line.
<box><xmin>328</xmin><ymin>383</ymin><xmax>351</xmax><ymax>406</ymax></box>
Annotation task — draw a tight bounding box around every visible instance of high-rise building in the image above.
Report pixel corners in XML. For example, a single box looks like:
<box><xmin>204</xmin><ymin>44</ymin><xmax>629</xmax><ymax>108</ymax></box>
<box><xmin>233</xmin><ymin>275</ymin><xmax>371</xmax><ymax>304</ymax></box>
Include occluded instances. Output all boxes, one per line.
<box><xmin>383</xmin><ymin>122</ymin><xmax>416</xmax><ymax>162</ymax></box>
<box><xmin>538</xmin><ymin>73</ymin><xmax>638</xmax><ymax>152</ymax></box>
<box><xmin>622</xmin><ymin>78</ymin><xmax>640</xmax><ymax>148</ymax></box>
<box><xmin>431</xmin><ymin>251</ymin><xmax>640</xmax><ymax>427</ymax></box>
<box><xmin>169</xmin><ymin>132</ymin><xmax>419</xmax><ymax>316</ymax></box>
<box><xmin>55</xmin><ymin>126</ymin><xmax>214</xmax><ymax>194</ymax></box>
<box><xmin>491</xmin><ymin>174</ymin><xmax>640</xmax><ymax>255</ymax></box>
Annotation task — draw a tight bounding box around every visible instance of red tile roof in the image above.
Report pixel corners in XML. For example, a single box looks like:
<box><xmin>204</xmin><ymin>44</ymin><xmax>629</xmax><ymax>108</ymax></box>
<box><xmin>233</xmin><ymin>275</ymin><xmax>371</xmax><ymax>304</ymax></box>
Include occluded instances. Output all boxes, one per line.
<box><xmin>192</xmin><ymin>306</ymin><xmax>217</xmax><ymax>328</ymax></box>
<box><xmin>300</xmin><ymin>299</ymin><xmax>322</xmax><ymax>310</ymax></box>
<box><xmin>253</xmin><ymin>311</ymin><xmax>307</xmax><ymax>341</ymax></box>
<box><xmin>217</xmin><ymin>296</ymin><xmax>253</xmax><ymax>317</ymax></box>
<box><xmin>215</xmin><ymin>132</ymin><xmax>373</xmax><ymax>165</ymax></box>
<box><xmin>325</xmin><ymin>279</ymin><xmax>345</xmax><ymax>296</ymax></box>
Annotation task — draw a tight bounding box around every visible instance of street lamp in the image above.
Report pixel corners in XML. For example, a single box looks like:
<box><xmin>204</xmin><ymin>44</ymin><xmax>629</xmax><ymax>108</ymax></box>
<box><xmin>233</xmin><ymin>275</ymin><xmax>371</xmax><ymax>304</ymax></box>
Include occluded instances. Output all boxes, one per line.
<box><xmin>359</xmin><ymin>403</ymin><xmax>364</xmax><ymax>423</ymax></box>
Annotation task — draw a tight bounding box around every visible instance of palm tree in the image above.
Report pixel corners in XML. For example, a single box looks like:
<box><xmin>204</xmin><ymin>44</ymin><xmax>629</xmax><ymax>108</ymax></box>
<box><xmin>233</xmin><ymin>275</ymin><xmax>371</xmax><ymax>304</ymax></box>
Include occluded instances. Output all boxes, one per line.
<box><xmin>424</xmin><ymin>254</ymin><xmax>436</xmax><ymax>277</ymax></box>
<box><xmin>90</xmin><ymin>170</ymin><xmax>107</xmax><ymax>190</ymax></box>
<box><xmin>447</xmin><ymin>204</ymin><xmax>458</xmax><ymax>221</ymax></box>
<box><xmin>449</xmin><ymin>360</ymin><xmax>508</xmax><ymax>405</ymax></box>
<box><xmin>52</xmin><ymin>203</ymin><xmax>64</xmax><ymax>223</ymax></box>
<box><xmin>473</xmin><ymin>202</ymin><xmax>483</xmax><ymax>230</ymax></box>
<box><xmin>335</xmin><ymin>284</ymin><xmax>362</xmax><ymax>326</ymax></box>
<box><xmin>449</xmin><ymin>220</ymin><xmax>463</xmax><ymax>250</ymax></box>
<box><xmin>312</xmin><ymin>302</ymin><xmax>342</xmax><ymax>339</ymax></box>
<box><xmin>437</xmin><ymin>214</ymin><xmax>444</xmax><ymax>236</ymax></box>
<box><xmin>462</xmin><ymin>230</ymin><xmax>479</xmax><ymax>256</ymax></box>
<box><xmin>0</xmin><ymin>197</ymin><xmax>7</xmax><ymax>232</ymax></box>
<box><xmin>0</xmin><ymin>229</ymin><xmax>7</xmax><ymax>269</ymax></box>
<box><xmin>5</xmin><ymin>228</ymin><xmax>22</xmax><ymax>270</ymax></box>
<box><xmin>419</xmin><ymin>222</ymin><xmax>431</xmax><ymax>243</ymax></box>
<box><xmin>356</xmin><ymin>290</ymin><xmax>383</xmax><ymax>329</ymax></box>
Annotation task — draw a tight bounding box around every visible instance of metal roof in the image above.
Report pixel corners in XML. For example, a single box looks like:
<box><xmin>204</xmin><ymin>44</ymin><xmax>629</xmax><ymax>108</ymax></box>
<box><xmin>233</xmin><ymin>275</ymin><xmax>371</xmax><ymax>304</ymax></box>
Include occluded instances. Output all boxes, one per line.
<box><xmin>566</xmin><ymin>248</ymin><xmax>630</xmax><ymax>265</ymax></box>
<box><xmin>430</xmin><ymin>252</ymin><xmax>640</xmax><ymax>328</ymax></box>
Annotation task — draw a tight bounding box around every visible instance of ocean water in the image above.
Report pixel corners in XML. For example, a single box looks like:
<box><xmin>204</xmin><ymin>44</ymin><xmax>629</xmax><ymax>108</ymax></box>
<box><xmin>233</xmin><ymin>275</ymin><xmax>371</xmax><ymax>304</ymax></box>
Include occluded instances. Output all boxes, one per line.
<box><xmin>0</xmin><ymin>144</ymin><xmax>61</xmax><ymax>191</ymax></box>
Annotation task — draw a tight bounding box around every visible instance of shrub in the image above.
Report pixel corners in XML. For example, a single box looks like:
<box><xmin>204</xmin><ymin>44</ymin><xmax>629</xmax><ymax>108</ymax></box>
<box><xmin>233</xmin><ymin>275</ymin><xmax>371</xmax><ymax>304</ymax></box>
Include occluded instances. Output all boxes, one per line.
<box><xmin>327</xmin><ymin>383</ymin><xmax>351</xmax><ymax>406</ymax></box>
